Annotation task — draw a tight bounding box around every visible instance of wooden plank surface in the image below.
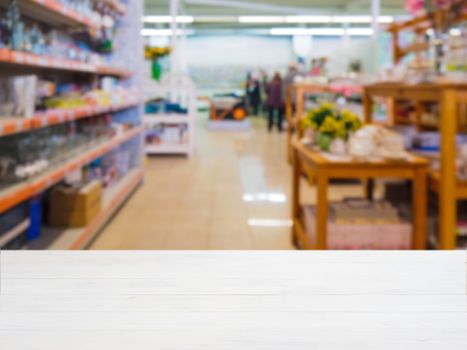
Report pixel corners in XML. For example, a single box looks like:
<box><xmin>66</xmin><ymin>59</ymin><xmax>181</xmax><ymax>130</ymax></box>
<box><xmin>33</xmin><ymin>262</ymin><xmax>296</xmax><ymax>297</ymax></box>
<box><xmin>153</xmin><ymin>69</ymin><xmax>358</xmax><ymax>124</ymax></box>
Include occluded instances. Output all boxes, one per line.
<box><xmin>1</xmin><ymin>251</ymin><xmax>466</xmax><ymax>349</ymax></box>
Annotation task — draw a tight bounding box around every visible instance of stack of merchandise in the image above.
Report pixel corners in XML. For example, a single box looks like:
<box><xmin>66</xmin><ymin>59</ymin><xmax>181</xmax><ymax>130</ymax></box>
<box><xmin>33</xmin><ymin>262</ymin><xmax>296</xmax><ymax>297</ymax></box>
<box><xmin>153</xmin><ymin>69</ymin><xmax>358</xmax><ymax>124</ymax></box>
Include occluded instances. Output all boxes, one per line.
<box><xmin>0</xmin><ymin>0</ymin><xmax>126</xmax><ymax>63</ymax></box>
<box><xmin>0</xmin><ymin>117</ymin><xmax>135</xmax><ymax>188</ymax></box>
<box><xmin>303</xmin><ymin>199</ymin><xmax>412</xmax><ymax>249</ymax></box>
<box><xmin>146</xmin><ymin>124</ymin><xmax>189</xmax><ymax>146</ymax></box>
<box><xmin>48</xmin><ymin>180</ymin><xmax>103</xmax><ymax>228</ymax></box>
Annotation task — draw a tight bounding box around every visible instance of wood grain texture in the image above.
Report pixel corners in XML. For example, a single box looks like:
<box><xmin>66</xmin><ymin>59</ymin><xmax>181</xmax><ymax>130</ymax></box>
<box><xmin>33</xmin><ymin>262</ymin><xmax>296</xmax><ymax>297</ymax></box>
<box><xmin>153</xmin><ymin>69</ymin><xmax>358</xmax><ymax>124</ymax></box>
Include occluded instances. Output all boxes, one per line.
<box><xmin>1</xmin><ymin>251</ymin><xmax>466</xmax><ymax>350</ymax></box>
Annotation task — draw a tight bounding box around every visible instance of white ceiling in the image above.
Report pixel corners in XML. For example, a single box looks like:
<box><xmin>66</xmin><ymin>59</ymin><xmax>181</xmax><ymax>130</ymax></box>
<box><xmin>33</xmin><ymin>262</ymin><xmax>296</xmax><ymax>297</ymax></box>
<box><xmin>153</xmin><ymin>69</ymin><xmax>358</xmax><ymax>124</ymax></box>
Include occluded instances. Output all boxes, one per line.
<box><xmin>144</xmin><ymin>0</ymin><xmax>406</xmax><ymax>16</ymax></box>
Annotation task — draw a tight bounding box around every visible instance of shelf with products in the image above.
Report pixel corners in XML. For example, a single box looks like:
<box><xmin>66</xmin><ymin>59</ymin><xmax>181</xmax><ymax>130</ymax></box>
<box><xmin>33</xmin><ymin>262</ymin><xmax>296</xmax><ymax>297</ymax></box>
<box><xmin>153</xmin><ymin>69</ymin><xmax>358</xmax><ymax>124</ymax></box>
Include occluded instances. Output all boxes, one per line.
<box><xmin>0</xmin><ymin>0</ymin><xmax>98</xmax><ymax>29</ymax></box>
<box><xmin>144</xmin><ymin>79</ymin><xmax>197</xmax><ymax>157</ymax></box>
<box><xmin>364</xmin><ymin>81</ymin><xmax>467</xmax><ymax>250</ymax></box>
<box><xmin>0</xmin><ymin>48</ymin><xmax>132</xmax><ymax>77</ymax></box>
<box><xmin>0</xmin><ymin>98</ymin><xmax>139</xmax><ymax>137</ymax></box>
<box><xmin>0</xmin><ymin>125</ymin><xmax>142</xmax><ymax>215</ymax></box>
<box><xmin>0</xmin><ymin>0</ymin><xmax>133</xmax><ymax>77</ymax></box>
<box><xmin>0</xmin><ymin>0</ymin><xmax>143</xmax><ymax>250</ymax></box>
<box><xmin>28</xmin><ymin>167</ymin><xmax>143</xmax><ymax>250</ymax></box>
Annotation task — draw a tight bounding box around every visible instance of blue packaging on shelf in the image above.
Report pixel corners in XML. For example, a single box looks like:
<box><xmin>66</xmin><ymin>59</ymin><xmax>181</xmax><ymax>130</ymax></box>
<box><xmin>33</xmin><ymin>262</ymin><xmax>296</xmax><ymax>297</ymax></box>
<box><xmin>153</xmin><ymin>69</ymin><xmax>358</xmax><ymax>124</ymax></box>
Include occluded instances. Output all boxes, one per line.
<box><xmin>28</xmin><ymin>196</ymin><xmax>42</xmax><ymax>241</ymax></box>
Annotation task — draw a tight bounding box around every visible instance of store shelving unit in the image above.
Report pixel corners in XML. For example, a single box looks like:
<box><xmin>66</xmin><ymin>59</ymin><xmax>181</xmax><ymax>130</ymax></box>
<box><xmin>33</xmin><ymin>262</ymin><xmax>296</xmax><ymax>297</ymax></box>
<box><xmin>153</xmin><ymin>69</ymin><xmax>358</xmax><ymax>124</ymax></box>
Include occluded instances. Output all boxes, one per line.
<box><xmin>0</xmin><ymin>0</ymin><xmax>98</xmax><ymax>28</ymax></box>
<box><xmin>0</xmin><ymin>99</ymin><xmax>139</xmax><ymax>137</ymax></box>
<box><xmin>0</xmin><ymin>0</ymin><xmax>144</xmax><ymax>249</ymax></box>
<box><xmin>364</xmin><ymin>82</ymin><xmax>467</xmax><ymax>250</ymax></box>
<box><xmin>387</xmin><ymin>11</ymin><xmax>467</xmax><ymax>66</ymax></box>
<box><xmin>0</xmin><ymin>126</ymin><xmax>143</xmax><ymax>214</ymax></box>
<box><xmin>144</xmin><ymin>78</ymin><xmax>197</xmax><ymax>157</ymax></box>
<box><xmin>29</xmin><ymin>168</ymin><xmax>143</xmax><ymax>250</ymax></box>
<box><xmin>0</xmin><ymin>48</ymin><xmax>132</xmax><ymax>77</ymax></box>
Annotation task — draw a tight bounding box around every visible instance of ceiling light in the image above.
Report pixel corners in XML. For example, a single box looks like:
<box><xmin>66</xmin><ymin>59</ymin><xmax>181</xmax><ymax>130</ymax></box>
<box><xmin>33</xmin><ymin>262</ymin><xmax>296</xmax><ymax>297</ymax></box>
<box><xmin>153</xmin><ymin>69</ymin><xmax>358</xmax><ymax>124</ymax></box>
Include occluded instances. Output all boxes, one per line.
<box><xmin>238</xmin><ymin>16</ymin><xmax>285</xmax><ymax>23</ymax></box>
<box><xmin>270</xmin><ymin>27</ymin><xmax>374</xmax><ymax>37</ymax></box>
<box><xmin>285</xmin><ymin>16</ymin><xmax>331</xmax><ymax>23</ymax></box>
<box><xmin>142</xmin><ymin>16</ymin><xmax>194</xmax><ymax>23</ymax></box>
<box><xmin>141</xmin><ymin>29</ymin><xmax>193</xmax><ymax>36</ymax></box>
<box><xmin>331</xmin><ymin>15</ymin><xmax>394</xmax><ymax>23</ymax></box>
<box><xmin>332</xmin><ymin>15</ymin><xmax>371</xmax><ymax>23</ymax></box>
<box><xmin>378</xmin><ymin>16</ymin><xmax>394</xmax><ymax>23</ymax></box>
<box><xmin>270</xmin><ymin>28</ymin><xmax>345</xmax><ymax>36</ymax></box>
<box><xmin>347</xmin><ymin>28</ymin><xmax>374</xmax><ymax>36</ymax></box>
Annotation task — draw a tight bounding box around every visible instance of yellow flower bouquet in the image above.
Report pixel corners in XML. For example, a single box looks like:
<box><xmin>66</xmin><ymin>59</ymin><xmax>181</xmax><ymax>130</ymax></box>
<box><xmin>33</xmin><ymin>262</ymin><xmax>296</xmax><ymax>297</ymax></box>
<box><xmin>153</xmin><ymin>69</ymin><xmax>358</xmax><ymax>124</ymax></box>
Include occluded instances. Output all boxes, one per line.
<box><xmin>301</xmin><ymin>103</ymin><xmax>362</xmax><ymax>152</ymax></box>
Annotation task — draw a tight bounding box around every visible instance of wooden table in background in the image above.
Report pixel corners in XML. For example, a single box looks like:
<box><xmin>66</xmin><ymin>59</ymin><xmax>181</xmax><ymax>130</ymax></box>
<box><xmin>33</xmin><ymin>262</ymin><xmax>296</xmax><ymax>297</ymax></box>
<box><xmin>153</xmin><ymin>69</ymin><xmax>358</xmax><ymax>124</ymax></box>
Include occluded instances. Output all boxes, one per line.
<box><xmin>364</xmin><ymin>82</ymin><xmax>467</xmax><ymax>250</ymax></box>
<box><xmin>292</xmin><ymin>138</ymin><xmax>430</xmax><ymax>250</ymax></box>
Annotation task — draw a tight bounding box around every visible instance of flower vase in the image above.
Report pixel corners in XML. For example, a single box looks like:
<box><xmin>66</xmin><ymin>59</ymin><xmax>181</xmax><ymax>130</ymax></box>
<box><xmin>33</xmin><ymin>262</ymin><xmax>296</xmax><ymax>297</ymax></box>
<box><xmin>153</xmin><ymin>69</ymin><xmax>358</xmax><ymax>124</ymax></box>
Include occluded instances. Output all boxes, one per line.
<box><xmin>317</xmin><ymin>133</ymin><xmax>332</xmax><ymax>152</ymax></box>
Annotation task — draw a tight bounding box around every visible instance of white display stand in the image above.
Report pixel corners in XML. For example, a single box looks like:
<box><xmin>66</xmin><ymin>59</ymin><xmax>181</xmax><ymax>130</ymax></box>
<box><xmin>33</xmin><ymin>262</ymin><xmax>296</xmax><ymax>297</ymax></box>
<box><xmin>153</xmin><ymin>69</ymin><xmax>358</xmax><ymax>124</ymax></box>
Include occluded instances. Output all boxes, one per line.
<box><xmin>144</xmin><ymin>76</ymin><xmax>197</xmax><ymax>157</ymax></box>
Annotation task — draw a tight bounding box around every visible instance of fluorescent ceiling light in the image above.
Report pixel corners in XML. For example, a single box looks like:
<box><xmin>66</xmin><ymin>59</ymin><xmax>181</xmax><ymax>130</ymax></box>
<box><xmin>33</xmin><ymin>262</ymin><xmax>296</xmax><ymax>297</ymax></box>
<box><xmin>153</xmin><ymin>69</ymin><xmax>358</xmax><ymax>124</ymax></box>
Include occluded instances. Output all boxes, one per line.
<box><xmin>347</xmin><ymin>28</ymin><xmax>374</xmax><ymax>36</ymax></box>
<box><xmin>378</xmin><ymin>16</ymin><xmax>394</xmax><ymax>23</ymax></box>
<box><xmin>248</xmin><ymin>219</ymin><xmax>293</xmax><ymax>228</ymax></box>
<box><xmin>271</xmin><ymin>28</ymin><xmax>345</xmax><ymax>36</ymax></box>
<box><xmin>142</xmin><ymin>16</ymin><xmax>194</xmax><ymax>23</ymax></box>
<box><xmin>141</xmin><ymin>29</ymin><xmax>193</xmax><ymax>36</ymax></box>
<box><xmin>332</xmin><ymin>15</ymin><xmax>371</xmax><ymax>23</ymax></box>
<box><xmin>332</xmin><ymin>15</ymin><xmax>393</xmax><ymax>23</ymax></box>
<box><xmin>285</xmin><ymin>16</ymin><xmax>331</xmax><ymax>23</ymax></box>
<box><xmin>271</xmin><ymin>27</ymin><xmax>373</xmax><ymax>36</ymax></box>
<box><xmin>238</xmin><ymin>16</ymin><xmax>285</xmax><ymax>23</ymax></box>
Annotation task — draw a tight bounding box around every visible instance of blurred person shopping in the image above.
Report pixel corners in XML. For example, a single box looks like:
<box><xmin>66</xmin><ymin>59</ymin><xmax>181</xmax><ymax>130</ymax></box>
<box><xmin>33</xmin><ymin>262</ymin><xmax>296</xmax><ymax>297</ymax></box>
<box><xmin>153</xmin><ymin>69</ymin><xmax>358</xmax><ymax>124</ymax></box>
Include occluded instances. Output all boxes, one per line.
<box><xmin>247</xmin><ymin>74</ymin><xmax>261</xmax><ymax>116</ymax></box>
<box><xmin>265</xmin><ymin>72</ymin><xmax>284</xmax><ymax>132</ymax></box>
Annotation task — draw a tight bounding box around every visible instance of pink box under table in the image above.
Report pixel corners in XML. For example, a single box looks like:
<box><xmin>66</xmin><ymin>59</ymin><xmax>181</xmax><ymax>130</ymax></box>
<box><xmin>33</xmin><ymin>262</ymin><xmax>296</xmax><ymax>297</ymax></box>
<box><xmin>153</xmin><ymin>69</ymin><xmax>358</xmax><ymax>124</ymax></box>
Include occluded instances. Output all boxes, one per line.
<box><xmin>303</xmin><ymin>206</ymin><xmax>412</xmax><ymax>250</ymax></box>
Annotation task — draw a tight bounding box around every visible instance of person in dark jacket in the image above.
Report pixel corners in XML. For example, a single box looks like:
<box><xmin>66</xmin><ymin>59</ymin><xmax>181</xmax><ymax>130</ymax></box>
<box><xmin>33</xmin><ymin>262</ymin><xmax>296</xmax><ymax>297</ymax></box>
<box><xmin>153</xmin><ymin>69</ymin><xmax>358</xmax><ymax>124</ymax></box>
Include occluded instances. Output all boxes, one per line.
<box><xmin>265</xmin><ymin>72</ymin><xmax>284</xmax><ymax>132</ymax></box>
<box><xmin>247</xmin><ymin>75</ymin><xmax>261</xmax><ymax>116</ymax></box>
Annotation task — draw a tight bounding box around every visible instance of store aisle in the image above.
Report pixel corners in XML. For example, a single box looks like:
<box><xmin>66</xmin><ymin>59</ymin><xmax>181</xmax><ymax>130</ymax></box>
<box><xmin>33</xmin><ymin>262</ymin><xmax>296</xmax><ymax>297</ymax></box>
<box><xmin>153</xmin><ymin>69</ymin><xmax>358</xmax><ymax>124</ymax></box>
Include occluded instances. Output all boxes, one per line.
<box><xmin>91</xmin><ymin>114</ymin><xmax>363</xmax><ymax>250</ymax></box>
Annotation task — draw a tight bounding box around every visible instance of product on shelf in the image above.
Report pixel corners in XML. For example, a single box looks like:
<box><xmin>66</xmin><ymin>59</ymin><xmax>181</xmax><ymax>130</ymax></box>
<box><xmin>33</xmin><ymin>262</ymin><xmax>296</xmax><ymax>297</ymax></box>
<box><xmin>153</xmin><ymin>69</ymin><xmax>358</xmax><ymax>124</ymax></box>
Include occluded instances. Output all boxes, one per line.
<box><xmin>48</xmin><ymin>180</ymin><xmax>103</xmax><ymax>228</ymax></box>
<box><xmin>145</xmin><ymin>123</ymin><xmax>189</xmax><ymax>146</ymax></box>
<box><xmin>0</xmin><ymin>116</ymin><xmax>135</xmax><ymax>188</ymax></box>
<box><xmin>0</xmin><ymin>75</ymin><xmax>36</xmax><ymax>118</ymax></box>
<box><xmin>0</xmin><ymin>74</ymin><xmax>137</xmax><ymax>120</ymax></box>
<box><xmin>348</xmin><ymin>125</ymin><xmax>406</xmax><ymax>161</ymax></box>
<box><xmin>145</xmin><ymin>99</ymin><xmax>188</xmax><ymax>115</ymax></box>
<box><xmin>0</xmin><ymin>203</ymin><xmax>29</xmax><ymax>249</ymax></box>
<box><xmin>0</xmin><ymin>0</ymin><xmax>128</xmax><ymax>69</ymax></box>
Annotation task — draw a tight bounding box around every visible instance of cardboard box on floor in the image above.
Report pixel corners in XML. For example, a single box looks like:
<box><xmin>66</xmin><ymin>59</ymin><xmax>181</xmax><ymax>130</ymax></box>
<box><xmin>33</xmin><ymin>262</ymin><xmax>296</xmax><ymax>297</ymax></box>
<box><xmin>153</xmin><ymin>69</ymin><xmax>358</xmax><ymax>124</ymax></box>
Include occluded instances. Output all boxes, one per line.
<box><xmin>49</xmin><ymin>181</ymin><xmax>103</xmax><ymax>228</ymax></box>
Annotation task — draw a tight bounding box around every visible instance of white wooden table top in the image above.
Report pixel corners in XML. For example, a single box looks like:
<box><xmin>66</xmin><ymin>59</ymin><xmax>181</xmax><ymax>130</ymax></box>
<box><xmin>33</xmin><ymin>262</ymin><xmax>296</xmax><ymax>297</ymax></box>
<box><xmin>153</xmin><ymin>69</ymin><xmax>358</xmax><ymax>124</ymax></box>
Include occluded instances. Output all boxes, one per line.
<box><xmin>1</xmin><ymin>251</ymin><xmax>466</xmax><ymax>349</ymax></box>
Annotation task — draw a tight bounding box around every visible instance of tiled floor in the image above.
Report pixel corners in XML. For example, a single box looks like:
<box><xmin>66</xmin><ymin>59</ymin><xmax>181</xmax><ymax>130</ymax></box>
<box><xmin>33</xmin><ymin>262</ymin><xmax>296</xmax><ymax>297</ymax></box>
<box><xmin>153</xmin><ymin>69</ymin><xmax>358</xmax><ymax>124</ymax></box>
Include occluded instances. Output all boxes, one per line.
<box><xmin>91</xmin><ymin>115</ymin><xmax>364</xmax><ymax>250</ymax></box>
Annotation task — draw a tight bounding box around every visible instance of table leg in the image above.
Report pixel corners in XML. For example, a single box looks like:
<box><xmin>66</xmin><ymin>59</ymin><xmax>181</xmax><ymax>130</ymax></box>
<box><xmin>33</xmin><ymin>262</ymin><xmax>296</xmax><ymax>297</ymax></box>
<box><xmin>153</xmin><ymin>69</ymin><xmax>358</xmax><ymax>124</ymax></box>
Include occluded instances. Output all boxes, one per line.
<box><xmin>365</xmin><ymin>179</ymin><xmax>375</xmax><ymax>201</ymax></box>
<box><xmin>363</xmin><ymin>91</ymin><xmax>373</xmax><ymax>124</ymax></box>
<box><xmin>439</xmin><ymin>89</ymin><xmax>457</xmax><ymax>250</ymax></box>
<box><xmin>291</xmin><ymin>148</ymin><xmax>301</xmax><ymax>247</ymax></box>
<box><xmin>316</xmin><ymin>174</ymin><xmax>328</xmax><ymax>250</ymax></box>
<box><xmin>413</xmin><ymin>168</ymin><xmax>427</xmax><ymax>250</ymax></box>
